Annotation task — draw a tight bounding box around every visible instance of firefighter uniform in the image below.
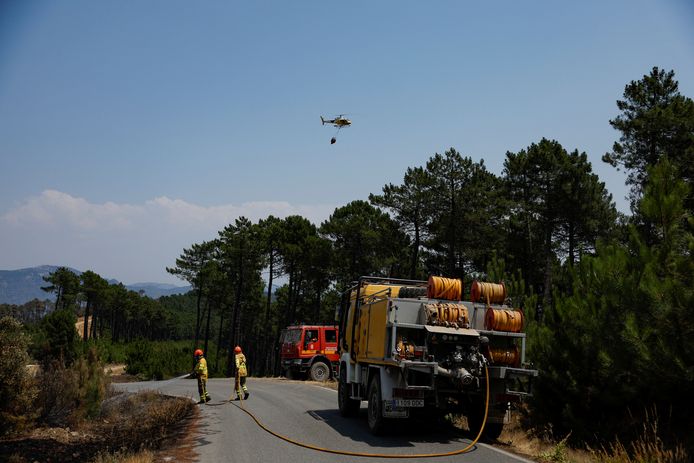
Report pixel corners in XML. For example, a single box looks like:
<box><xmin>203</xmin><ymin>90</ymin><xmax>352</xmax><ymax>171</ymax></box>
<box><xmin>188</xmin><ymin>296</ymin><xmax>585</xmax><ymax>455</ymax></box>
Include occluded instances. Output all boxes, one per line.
<box><xmin>232</xmin><ymin>346</ymin><xmax>249</xmax><ymax>400</ymax></box>
<box><xmin>194</xmin><ymin>350</ymin><xmax>211</xmax><ymax>403</ymax></box>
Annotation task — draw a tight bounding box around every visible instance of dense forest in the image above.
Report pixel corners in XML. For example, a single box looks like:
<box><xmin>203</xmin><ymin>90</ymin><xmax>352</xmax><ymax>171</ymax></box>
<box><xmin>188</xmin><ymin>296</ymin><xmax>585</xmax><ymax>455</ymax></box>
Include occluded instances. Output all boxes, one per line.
<box><xmin>5</xmin><ymin>67</ymin><xmax>692</xmax><ymax>450</ymax></box>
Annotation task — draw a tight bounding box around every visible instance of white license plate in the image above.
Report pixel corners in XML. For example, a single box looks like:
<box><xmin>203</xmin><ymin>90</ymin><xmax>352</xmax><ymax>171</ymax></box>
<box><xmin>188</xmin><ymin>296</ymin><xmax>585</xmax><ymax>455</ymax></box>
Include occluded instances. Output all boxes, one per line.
<box><xmin>384</xmin><ymin>401</ymin><xmax>409</xmax><ymax>418</ymax></box>
<box><xmin>394</xmin><ymin>399</ymin><xmax>424</xmax><ymax>407</ymax></box>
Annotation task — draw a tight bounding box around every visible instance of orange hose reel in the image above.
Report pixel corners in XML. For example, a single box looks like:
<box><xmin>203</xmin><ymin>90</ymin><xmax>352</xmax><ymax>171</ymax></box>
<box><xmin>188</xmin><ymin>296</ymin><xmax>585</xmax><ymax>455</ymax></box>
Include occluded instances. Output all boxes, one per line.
<box><xmin>487</xmin><ymin>346</ymin><xmax>520</xmax><ymax>366</ymax></box>
<box><xmin>427</xmin><ymin>276</ymin><xmax>462</xmax><ymax>300</ymax></box>
<box><xmin>484</xmin><ymin>308</ymin><xmax>524</xmax><ymax>333</ymax></box>
<box><xmin>470</xmin><ymin>280</ymin><xmax>507</xmax><ymax>304</ymax></box>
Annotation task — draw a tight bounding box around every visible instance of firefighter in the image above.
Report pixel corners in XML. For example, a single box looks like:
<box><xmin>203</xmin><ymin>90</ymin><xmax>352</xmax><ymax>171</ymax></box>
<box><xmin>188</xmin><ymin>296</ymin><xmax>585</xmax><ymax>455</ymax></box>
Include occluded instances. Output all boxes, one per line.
<box><xmin>194</xmin><ymin>349</ymin><xmax>211</xmax><ymax>404</ymax></box>
<box><xmin>231</xmin><ymin>346</ymin><xmax>249</xmax><ymax>401</ymax></box>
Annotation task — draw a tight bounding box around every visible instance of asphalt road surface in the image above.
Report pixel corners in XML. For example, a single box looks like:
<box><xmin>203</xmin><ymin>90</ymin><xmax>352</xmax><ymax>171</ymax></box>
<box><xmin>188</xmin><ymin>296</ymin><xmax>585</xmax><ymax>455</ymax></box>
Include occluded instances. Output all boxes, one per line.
<box><xmin>116</xmin><ymin>377</ymin><xmax>532</xmax><ymax>463</ymax></box>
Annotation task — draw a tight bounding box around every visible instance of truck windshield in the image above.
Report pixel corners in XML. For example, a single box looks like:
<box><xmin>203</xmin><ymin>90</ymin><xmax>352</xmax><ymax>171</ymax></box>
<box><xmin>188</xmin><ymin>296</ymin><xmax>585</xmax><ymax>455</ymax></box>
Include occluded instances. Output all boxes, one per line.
<box><xmin>282</xmin><ymin>329</ymin><xmax>301</xmax><ymax>343</ymax></box>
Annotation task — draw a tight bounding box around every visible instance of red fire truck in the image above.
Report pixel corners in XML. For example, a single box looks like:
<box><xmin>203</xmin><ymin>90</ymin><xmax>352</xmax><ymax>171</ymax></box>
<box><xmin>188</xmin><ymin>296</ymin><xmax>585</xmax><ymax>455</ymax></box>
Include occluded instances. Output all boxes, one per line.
<box><xmin>280</xmin><ymin>324</ymin><xmax>339</xmax><ymax>381</ymax></box>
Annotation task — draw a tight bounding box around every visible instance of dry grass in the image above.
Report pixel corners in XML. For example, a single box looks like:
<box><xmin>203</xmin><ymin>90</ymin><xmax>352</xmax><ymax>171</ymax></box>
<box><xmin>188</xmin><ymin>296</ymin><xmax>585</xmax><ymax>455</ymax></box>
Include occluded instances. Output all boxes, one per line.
<box><xmin>589</xmin><ymin>419</ymin><xmax>689</xmax><ymax>463</ymax></box>
<box><xmin>91</xmin><ymin>450</ymin><xmax>154</xmax><ymax>463</ymax></box>
<box><xmin>487</xmin><ymin>412</ymin><xmax>689</xmax><ymax>463</ymax></box>
<box><xmin>494</xmin><ymin>418</ymin><xmax>593</xmax><ymax>463</ymax></box>
<box><xmin>100</xmin><ymin>390</ymin><xmax>196</xmax><ymax>450</ymax></box>
<box><xmin>104</xmin><ymin>364</ymin><xmax>127</xmax><ymax>376</ymax></box>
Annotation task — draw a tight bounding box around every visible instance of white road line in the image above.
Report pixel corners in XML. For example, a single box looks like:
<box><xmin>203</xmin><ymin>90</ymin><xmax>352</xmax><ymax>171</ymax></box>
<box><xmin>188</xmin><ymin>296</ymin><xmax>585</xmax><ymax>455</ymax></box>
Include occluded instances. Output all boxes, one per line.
<box><xmin>478</xmin><ymin>443</ymin><xmax>535</xmax><ymax>462</ymax></box>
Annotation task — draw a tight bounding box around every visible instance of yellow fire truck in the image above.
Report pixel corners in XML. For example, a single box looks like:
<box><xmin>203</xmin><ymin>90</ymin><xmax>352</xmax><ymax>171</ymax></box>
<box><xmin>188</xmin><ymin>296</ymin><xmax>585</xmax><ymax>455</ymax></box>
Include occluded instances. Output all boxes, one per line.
<box><xmin>336</xmin><ymin>276</ymin><xmax>537</xmax><ymax>436</ymax></box>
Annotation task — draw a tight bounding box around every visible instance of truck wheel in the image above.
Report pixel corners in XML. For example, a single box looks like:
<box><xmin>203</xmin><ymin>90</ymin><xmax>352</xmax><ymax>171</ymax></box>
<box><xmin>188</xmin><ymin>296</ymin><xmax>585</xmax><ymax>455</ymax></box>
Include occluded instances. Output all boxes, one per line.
<box><xmin>309</xmin><ymin>361</ymin><xmax>330</xmax><ymax>381</ymax></box>
<box><xmin>467</xmin><ymin>404</ymin><xmax>504</xmax><ymax>440</ymax></box>
<box><xmin>367</xmin><ymin>375</ymin><xmax>387</xmax><ymax>435</ymax></box>
<box><xmin>338</xmin><ymin>366</ymin><xmax>360</xmax><ymax>417</ymax></box>
<box><xmin>484</xmin><ymin>423</ymin><xmax>504</xmax><ymax>440</ymax></box>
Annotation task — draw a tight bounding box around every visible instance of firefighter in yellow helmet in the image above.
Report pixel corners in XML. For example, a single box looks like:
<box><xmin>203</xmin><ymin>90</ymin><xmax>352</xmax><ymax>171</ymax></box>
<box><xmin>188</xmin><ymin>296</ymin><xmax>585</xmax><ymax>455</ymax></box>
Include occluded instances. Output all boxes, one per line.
<box><xmin>231</xmin><ymin>346</ymin><xmax>249</xmax><ymax>401</ymax></box>
<box><xmin>194</xmin><ymin>349</ymin><xmax>211</xmax><ymax>404</ymax></box>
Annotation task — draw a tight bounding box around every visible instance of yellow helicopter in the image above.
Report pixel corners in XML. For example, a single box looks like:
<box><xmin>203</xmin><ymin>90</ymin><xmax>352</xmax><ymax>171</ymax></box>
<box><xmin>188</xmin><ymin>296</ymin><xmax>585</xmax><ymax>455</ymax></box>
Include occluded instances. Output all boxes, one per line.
<box><xmin>321</xmin><ymin>115</ymin><xmax>351</xmax><ymax>144</ymax></box>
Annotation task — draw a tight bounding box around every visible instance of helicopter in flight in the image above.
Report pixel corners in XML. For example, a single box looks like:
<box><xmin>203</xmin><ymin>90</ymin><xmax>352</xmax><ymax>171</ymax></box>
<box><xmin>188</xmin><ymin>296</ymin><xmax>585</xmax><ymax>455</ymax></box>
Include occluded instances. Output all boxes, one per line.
<box><xmin>321</xmin><ymin>115</ymin><xmax>351</xmax><ymax>128</ymax></box>
<box><xmin>321</xmin><ymin>115</ymin><xmax>351</xmax><ymax>144</ymax></box>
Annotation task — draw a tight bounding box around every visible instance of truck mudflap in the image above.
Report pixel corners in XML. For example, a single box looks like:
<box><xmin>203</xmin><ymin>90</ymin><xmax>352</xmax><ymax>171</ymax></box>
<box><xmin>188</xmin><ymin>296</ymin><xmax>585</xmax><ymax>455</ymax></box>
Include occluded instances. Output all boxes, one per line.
<box><xmin>487</xmin><ymin>366</ymin><xmax>538</xmax><ymax>397</ymax></box>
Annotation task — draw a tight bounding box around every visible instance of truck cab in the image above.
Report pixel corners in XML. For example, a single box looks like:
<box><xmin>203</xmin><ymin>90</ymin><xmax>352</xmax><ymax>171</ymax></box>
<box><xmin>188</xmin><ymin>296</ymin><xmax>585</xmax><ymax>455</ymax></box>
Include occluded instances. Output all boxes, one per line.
<box><xmin>280</xmin><ymin>324</ymin><xmax>339</xmax><ymax>381</ymax></box>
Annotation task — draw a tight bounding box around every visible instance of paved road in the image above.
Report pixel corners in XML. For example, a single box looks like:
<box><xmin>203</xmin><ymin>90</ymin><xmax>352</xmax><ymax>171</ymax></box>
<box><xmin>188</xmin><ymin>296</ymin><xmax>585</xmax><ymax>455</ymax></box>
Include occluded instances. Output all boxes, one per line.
<box><xmin>115</xmin><ymin>377</ymin><xmax>531</xmax><ymax>463</ymax></box>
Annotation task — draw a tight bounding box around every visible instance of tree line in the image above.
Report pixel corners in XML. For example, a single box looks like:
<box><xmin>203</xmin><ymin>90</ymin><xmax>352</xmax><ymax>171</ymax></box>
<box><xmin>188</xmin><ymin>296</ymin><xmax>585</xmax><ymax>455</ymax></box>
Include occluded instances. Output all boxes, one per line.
<box><xmin>39</xmin><ymin>267</ymin><xmax>186</xmax><ymax>344</ymax></box>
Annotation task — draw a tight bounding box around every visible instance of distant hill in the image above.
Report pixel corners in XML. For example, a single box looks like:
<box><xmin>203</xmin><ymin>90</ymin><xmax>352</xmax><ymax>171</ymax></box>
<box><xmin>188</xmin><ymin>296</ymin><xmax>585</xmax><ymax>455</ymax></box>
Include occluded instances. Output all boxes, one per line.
<box><xmin>0</xmin><ymin>265</ymin><xmax>191</xmax><ymax>305</ymax></box>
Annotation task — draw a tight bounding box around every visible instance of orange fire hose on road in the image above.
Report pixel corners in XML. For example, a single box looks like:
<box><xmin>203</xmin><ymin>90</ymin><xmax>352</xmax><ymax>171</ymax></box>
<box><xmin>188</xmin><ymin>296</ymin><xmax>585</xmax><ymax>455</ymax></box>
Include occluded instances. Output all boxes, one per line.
<box><xmin>229</xmin><ymin>366</ymin><xmax>490</xmax><ymax>458</ymax></box>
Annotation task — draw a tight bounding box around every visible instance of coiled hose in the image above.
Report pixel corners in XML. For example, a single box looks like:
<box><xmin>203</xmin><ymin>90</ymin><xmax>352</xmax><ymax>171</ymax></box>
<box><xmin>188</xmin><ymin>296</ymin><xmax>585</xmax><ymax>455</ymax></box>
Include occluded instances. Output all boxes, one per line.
<box><xmin>229</xmin><ymin>366</ymin><xmax>490</xmax><ymax>458</ymax></box>
<box><xmin>427</xmin><ymin>276</ymin><xmax>463</xmax><ymax>301</ymax></box>
<box><xmin>484</xmin><ymin>308</ymin><xmax>524</xmax><ymax>333</ymax></box>
<box><xmin>470</xmin><ymin>281</ymin><xmax>507</xmax><ymax>304</ymax></box>
<box><xmin>488</xmin><ymin>346</ymin><xmax>520</xmax><ymax>367</ymax></box>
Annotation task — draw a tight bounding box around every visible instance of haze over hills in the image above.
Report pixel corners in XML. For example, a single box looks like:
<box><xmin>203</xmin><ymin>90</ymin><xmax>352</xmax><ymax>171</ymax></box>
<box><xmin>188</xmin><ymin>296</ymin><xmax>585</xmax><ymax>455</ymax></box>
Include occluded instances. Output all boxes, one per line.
<box><xmin>0</xmin><ymin>265</ymin><xmax>191</xmax><ymax>305</ymax></box>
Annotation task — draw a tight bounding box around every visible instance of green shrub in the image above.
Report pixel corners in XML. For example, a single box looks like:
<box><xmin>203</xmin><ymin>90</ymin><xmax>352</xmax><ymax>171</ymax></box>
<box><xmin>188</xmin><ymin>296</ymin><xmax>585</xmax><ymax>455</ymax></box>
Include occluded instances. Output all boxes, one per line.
<box><xmin>0</xmin><ymin>317</ymin><xmax>38</xmax><ymax>435</ymax></box>
<box><xmin>37</xmin><ymin>347</ymin><xmax>109</xmax><ymax>425</ymax></box>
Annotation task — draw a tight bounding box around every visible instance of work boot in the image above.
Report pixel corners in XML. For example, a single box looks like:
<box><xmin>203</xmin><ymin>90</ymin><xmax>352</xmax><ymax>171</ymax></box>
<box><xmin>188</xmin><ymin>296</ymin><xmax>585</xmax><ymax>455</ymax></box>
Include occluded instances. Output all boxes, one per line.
<box><xmin>244</xmin><ymin>392</ymin><xmax>249</xmax><ymax>400</ymax></box>
<box><xmin>232</xmin><ymin>396</ymin><xmax>241</xmax><ymax>401</ymax></box>
<box><xmin>198</xmin><ymin>399</ymin><xmax>206</xmax><ymax>404</ymax></box>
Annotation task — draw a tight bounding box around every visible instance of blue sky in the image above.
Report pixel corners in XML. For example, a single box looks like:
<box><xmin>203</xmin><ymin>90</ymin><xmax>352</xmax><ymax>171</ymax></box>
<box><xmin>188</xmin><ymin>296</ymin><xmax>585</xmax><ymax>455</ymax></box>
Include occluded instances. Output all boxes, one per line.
<box><xmin>1</xmin><ymin>1</ymin><xmax>692</xmax><ymax>284</ymax></box>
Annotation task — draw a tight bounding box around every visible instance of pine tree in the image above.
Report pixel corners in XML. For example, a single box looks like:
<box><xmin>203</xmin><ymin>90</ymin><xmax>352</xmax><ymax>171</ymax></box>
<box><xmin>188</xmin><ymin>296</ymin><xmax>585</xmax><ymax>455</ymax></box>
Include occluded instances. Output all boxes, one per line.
<box><xmin>603</xmin><ymin>67</ymin><xmax>694</xmax><ymax>211</ymax></box>
<box><xmin>527</xmin><ymin>158</ymin><xmax>693</xmax><ymax>446</ymax></box>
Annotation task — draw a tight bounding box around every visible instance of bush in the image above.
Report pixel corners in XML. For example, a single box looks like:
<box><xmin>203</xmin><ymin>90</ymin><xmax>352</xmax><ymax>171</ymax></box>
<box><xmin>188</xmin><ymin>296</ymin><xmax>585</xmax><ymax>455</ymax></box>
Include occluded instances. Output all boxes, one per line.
<box><xmin>0</xmin><ymin>317</ymin><xmax>38</xmax><ymax>435</ymax></box>
<box><xmin>37</xmin><ymin>347</ymin><xmax>109</xmax><ymax>425</ymax></box>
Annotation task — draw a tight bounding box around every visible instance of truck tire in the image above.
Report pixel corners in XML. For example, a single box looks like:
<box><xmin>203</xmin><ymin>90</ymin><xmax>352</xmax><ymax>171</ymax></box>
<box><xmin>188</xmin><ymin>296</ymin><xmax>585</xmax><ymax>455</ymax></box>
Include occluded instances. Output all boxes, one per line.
<box><xmin>467</xmin><ymin>404</ymin><xmax>504</xmax><ymax>440</ymax></box>
<box><xmin>309</xmin><ymin>361</ymin><xmax>330</xmax><ymax>382</ymax></box>
<box><xmin>483</xmin><ymin>422</ymin><xmax>504</xmax><ymax>440</ymax></box>
<box><xmin>338</xmin><ymin>366</ymin><xmax>360</xmax><ymax>417</ymax></box>
<box><xmin>367</xmin><ymin>375</ymin><xmax>387</xmax><ymax>435</ymax></box>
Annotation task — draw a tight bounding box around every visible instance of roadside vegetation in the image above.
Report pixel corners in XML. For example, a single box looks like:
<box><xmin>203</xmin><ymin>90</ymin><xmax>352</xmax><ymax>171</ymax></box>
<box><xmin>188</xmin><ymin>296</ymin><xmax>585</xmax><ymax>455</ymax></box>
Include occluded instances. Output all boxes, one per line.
<box><xmin>1</xmin><ymin>66</ymin><xmax>691</xmax><ymax>461</ymax></box>
<box><xmin>0</xmin><ymin>315</ymin><xmax>196</xmax><ymax>462</ymax></box>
